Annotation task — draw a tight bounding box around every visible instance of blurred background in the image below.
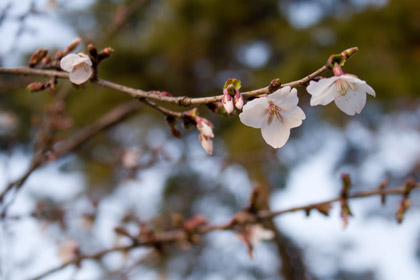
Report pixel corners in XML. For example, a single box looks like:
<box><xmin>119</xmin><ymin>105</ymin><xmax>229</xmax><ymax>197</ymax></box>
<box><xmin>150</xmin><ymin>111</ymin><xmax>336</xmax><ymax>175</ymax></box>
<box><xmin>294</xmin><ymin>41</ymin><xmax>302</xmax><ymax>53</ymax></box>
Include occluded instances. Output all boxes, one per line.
<box><xmin>1</xmin><ymin>0</ymin><xmax>420</xmax><ymax>279</ymax></box>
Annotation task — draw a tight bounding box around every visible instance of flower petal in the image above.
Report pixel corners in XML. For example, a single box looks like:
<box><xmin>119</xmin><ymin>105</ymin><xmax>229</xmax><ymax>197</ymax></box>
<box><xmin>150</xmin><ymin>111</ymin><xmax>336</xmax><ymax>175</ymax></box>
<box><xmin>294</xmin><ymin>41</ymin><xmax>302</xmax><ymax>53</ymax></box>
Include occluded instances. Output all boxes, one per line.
<box><xmin>282</xmin><ymin>106</ymin><xmax>306</xmax><ymax>128</ymax></box>
<box><xmin>339</xmin><ymin>74</ymin><xmax>374</xmax><ymax>96</ymax></box>
<box><xmin>334</xmin><ymin>89</ymin><xmax>367</xmax><ymax>115</ymax></box>
<box><xmin>267</xmin><ymin>86</ymin><xmax>298</xmax><ymax>112</ymax></box>
<box><xmin>239</xmin><ymin>97</ymin><xmax>268</xmax><ymax>128</ymax></box>
<box><xmin>69</xmin><ymin>63</ymin><xmax>92</xmax><ymax>85</ymax></box>
<box><xmin>307</xmin><ymin>77</ymin><xmax>338</xmax><ymax>106</ymax></box>
<box><xmin>357</xmin><ymin>81</ymin><xmax>376</xmax><ymax>97</ymax></box>
<box><xmin>77</xmin><ymin>53</ymin><xmax>93</xmax><ymax>66</ymax></box>
<box><xmin>260</xmin><ymin>118</ymin><xmax>290</xmax><ymax>149</ymax></box>
<box><xmin>60</xmin><ymin>53</ymin><xmax>79</xmax><ymax>72</ymax></box>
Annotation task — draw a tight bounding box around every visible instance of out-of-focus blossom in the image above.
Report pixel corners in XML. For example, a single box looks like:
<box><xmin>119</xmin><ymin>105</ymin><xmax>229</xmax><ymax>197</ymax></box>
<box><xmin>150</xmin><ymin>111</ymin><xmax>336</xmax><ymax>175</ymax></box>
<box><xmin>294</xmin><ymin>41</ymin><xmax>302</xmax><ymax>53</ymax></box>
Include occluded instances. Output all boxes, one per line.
<box><xmin>239</xmin><ymin>86</ymin><xmax>305</xmax><ymax>148</ymax></box>
<box><xmin>58</xmin><ymin>239</ymin><xmax>79</xmax><ymax>263</ymax></box>
<box><xmin>60</xmin><ymin>53</ymin><xmax>93</xmax><ymax>85</ymax></box>
<box><xmin>122</xmin><ymin>147</ymin><xmax>142</xmax><ymax>169</ymax></box>
<box><xmin>247</xmin><ymin>224</ymin><xmax>275</xmax><ymax>247</ymax></box>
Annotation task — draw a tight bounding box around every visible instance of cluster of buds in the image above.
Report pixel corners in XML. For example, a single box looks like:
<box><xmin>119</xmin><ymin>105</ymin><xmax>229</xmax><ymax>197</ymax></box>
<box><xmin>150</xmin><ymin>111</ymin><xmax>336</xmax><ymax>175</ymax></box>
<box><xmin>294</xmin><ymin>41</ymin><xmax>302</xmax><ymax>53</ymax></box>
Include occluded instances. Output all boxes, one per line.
<box><xmin>58</xmin><ymin>39</ymin><xmax>114</xmax><ymax>85</ymax></box>
<box><xmin>222</xmin><ymin>78</ymin><xmax>244</xmax><ymax>114</ymax></box>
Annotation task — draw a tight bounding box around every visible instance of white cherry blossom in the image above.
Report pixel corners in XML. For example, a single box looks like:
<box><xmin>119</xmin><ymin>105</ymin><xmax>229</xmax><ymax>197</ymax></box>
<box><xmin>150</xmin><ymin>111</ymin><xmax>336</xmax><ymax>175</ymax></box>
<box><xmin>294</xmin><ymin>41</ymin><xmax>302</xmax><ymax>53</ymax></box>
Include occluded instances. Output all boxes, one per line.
<box><xmin>60</xmin><ymin>53</ymin><xmax>93</xmax><ymax>85</ymax></box>
<box><xmin>239</xmin><ymin>86</ymin><xmax>306</xmax><ymax>149</ymax></box>
<box><xmin>307</xmin><ymin>74</ymin><xmax>375</xmax><ymax>116</ymax></box>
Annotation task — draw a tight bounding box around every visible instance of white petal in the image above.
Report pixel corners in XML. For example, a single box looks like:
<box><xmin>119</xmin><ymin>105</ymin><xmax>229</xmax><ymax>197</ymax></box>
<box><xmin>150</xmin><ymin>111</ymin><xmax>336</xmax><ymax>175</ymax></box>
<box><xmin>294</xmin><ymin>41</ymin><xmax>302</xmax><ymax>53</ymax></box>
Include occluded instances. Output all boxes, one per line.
<box><xmin>69</xmin><ymin>64</ymin><xmax>92</xmax><ymax>85</ymax></box>
<box><xmin>363</xmin><ymin>83</ymin><xmax>375</xmax><ymax>97</ymax></box>
<box><xmin>239</xmin><ymin>97</ymin><xmax>268</xmax><ymax>128</ymax></box>
<box><xmin>282</xmin><ymin>106</ymin><xmax>306</xmax><ymax>128</ymax></box>
<box><xmin>356</xmin><ymin>80</ymin><xmax>376</xmax><ymax>97</ymax></box>
<box><xmin>223</xmin><ymin>99</ymin><xmax>234</xmax><ymax>113</ymax></box>
<box><xmin>60</xmin><ymin>53</ymin><xmax>79</xmax><ymax>72</ymax></box>
<box><xmin>339</xmin><ymin>74</ymin><xmax>376</xmax><ymax>97</ymax></box>
<box><xmin>267</xmin><ymin>86</ymin><xmax>298</xmax><ymax>112</ymax></box>
<box><xmin>307</xmin><ymin>77</ymin><xmax>338</xmax><ymax>106</ymax></box>
<box><xmin>260</xmin><ymin>118</ymin><xmax>290</xmax><ymax>149</ymax></box>
<box><xmin>77</xmin><ymin>53</ymin><xmax>93</xmax><ymax>66</ymax></box>
<box><xmin>334</xmin><ymin>89</ymin><xmax>367</xmax><ymax>115</ymax></box>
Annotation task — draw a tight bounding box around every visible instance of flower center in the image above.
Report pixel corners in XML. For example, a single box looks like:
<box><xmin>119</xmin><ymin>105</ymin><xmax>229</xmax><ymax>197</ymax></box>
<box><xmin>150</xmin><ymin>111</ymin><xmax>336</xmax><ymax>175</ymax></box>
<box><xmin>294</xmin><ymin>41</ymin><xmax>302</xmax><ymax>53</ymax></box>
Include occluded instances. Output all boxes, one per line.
<box><xmin>266</xmin><ymin>101</ymin><xmax>282</xmax><ymax>125</ymax></box>
<box><xmin>335</xmin><ymin>79</ymin><xmax>357</xmax><ymax>96</ymax></box>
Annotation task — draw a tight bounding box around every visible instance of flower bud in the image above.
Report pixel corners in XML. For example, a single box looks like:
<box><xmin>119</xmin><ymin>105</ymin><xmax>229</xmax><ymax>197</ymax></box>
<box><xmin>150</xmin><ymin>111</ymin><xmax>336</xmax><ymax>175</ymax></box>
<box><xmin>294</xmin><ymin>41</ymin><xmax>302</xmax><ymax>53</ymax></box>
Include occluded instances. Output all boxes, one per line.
<box><xmin>88</xmin><ymin>43</ymin><xmax>98</xmax><ymax>58</ymax></box>
<box><xmin>196</xmin><ymin>118</ymin><xmax>214</xmax><ymax>138</ymax></box>
<box><xmin>29</xmin><ymin>49</ymin><xmax>48</xmax><ymax>67</ymax></box>
<box><xmin>234</xmin><ymin>91</ymin><xmax>244</xmax><ymax>110</ymax></box>
<box><xmin>64</xmin><ymin>37</ymin><xmax>82</xmax><ymax>55</ymax></box>
<box><xmin>268</xmin><ymin>78</ymin><xmax>281</xmax><ymax>93</ymax></box>
<box><xmin>341</xmin><ymin>47</ymin><xmax>359</xmax><ymax>60</ymax></box>
<box><xmin>27</xmin><ymin>82</ymin><xmax>46</xmax><ymax>92</ymax></box>
<box><xmin>98</xmin><ymin>47</ymin><xmax>114</xmax><ymax>61</ymax></box>
<box><xmin>222</xmin><ymin>92</ymin><xmax>234</xmax><ymax>114</ymax></box>
<box><xmin>199</xmin><ymin>134</ymin><xmax>213</xmax><ymax>155</ymax></box>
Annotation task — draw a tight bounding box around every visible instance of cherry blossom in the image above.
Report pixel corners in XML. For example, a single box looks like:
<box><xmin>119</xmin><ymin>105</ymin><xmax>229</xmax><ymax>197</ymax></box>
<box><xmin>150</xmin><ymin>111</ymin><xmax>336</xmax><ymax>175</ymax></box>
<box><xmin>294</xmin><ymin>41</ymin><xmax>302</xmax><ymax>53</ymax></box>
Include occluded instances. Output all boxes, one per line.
<box><xmin>239</xmin><ymin>86</ymin><xmax>306</xmax><ymax>149</ymax></box>
<box><xmin>60</xmin><ymin>53</ymin><xmax>93</xmax><ymax>85</ymax></box>
<box><xmin>306</xmin><ymin>66</ymin><xmax>375</xmax><ymax>115</ymax></box>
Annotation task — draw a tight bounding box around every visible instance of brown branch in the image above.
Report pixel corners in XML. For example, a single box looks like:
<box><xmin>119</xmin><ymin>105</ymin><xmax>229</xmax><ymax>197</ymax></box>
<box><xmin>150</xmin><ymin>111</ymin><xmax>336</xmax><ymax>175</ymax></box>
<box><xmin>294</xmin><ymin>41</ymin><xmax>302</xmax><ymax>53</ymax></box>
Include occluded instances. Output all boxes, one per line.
<box><xmin>0</xmin><ymin>64</ymin><xmax>329</xmax><ymax>107</ymax></box>
<box><xmin>30</xmin><ymin>181</ymin><xmax>420</xmax><ymax>280</ymax></box>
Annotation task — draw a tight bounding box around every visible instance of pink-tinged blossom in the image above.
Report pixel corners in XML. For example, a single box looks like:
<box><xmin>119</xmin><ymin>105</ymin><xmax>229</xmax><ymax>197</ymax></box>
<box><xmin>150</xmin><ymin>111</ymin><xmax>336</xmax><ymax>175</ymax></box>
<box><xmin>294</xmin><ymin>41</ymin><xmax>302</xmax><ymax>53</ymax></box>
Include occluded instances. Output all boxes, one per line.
<box><xmin>239</xmin><ymin>86</ymin><xmax>306</xmax><ymax>149</ymax></box>
<box><xmin>222</xmin><ymin>92</ymin><xmax>234</xmax><ymax>114</ymax></box>
<box><xmin>196</xmin><ymin>119</ymin><xmax>214</xmax><ymax>138</ymax></box>
<box><xmin>197</xmin><ymin>118</ymin><xmax>214</xmax><ymax>155</ymax></box>
<box><xmin>60</xmin><ymin>53</ymin><xmax>93</xmax><ymax>85</ymax></box>
<box><xmin>199</xmin><ymin>133</ymin><xmax>213</xmax><ymax>155</ymax></box>
<box><xmin>234</xmin><ymin>91</ymin><xmax>244</xmax><ymax>110</ymax></box>
<box><xmin>307</xmin><ymin>72</ymin><xmax>375</xmax><ymax>116</ymax></box>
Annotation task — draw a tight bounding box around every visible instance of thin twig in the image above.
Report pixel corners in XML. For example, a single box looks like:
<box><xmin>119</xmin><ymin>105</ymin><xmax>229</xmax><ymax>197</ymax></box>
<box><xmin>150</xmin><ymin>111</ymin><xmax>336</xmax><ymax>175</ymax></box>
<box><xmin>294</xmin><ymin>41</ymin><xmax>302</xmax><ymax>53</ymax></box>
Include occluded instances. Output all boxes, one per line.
<box><xmin>30</xmin><ymin>181</ymin><xmax>420</xmax><ymax>280</ymax></box>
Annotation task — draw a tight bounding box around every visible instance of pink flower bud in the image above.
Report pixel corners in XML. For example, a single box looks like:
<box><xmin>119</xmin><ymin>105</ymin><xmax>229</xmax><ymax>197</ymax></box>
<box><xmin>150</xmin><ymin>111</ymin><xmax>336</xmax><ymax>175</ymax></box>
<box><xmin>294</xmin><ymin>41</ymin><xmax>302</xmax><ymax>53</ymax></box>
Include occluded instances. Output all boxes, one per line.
<box><xmin>234</xmin><ymin>91</ymin><xmax>244</xmax><ymax>110</ymax></box>
<box><xmin>199</xmin><ymin>134</ymin><xmax>213</xmax><ymax>155</ymax></box>
<box><xmin>196</xmin><ymin>120</ymin><xmax>214</xmax><ymax>138</ymax></box>
<box><xmin>222</xmin><ymin>93</ymin><xmax>234</xmax><ymax>114</ymax></box>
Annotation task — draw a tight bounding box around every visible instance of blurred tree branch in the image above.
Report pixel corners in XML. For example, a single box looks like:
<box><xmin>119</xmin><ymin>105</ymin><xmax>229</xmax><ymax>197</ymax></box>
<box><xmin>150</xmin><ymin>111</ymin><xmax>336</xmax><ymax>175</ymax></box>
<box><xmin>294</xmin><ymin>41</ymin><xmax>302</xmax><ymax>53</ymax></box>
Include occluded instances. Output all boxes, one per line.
<box><xmin>30</xmin><ymin>179</ymin><xmax>420</xmax><ymax>280</ymax></box>
<box><xmin>0</xmin><ymin>101</ymin><xmax>141</xmax><ymax>214</ymax></box>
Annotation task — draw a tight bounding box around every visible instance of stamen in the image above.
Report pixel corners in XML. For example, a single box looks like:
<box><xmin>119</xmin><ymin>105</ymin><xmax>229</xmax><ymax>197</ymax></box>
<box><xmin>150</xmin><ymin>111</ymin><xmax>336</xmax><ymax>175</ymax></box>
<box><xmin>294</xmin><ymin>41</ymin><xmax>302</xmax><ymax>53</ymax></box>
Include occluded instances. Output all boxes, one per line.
<box><xmin>335</xmin><ymin>79</ymin><xmax>357</xmax><ymax>96</ymax></box>
<box><xmin>267</xmin><ymin>101</ymin><xmax>282</xmax><ymax>125</ymax></box>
